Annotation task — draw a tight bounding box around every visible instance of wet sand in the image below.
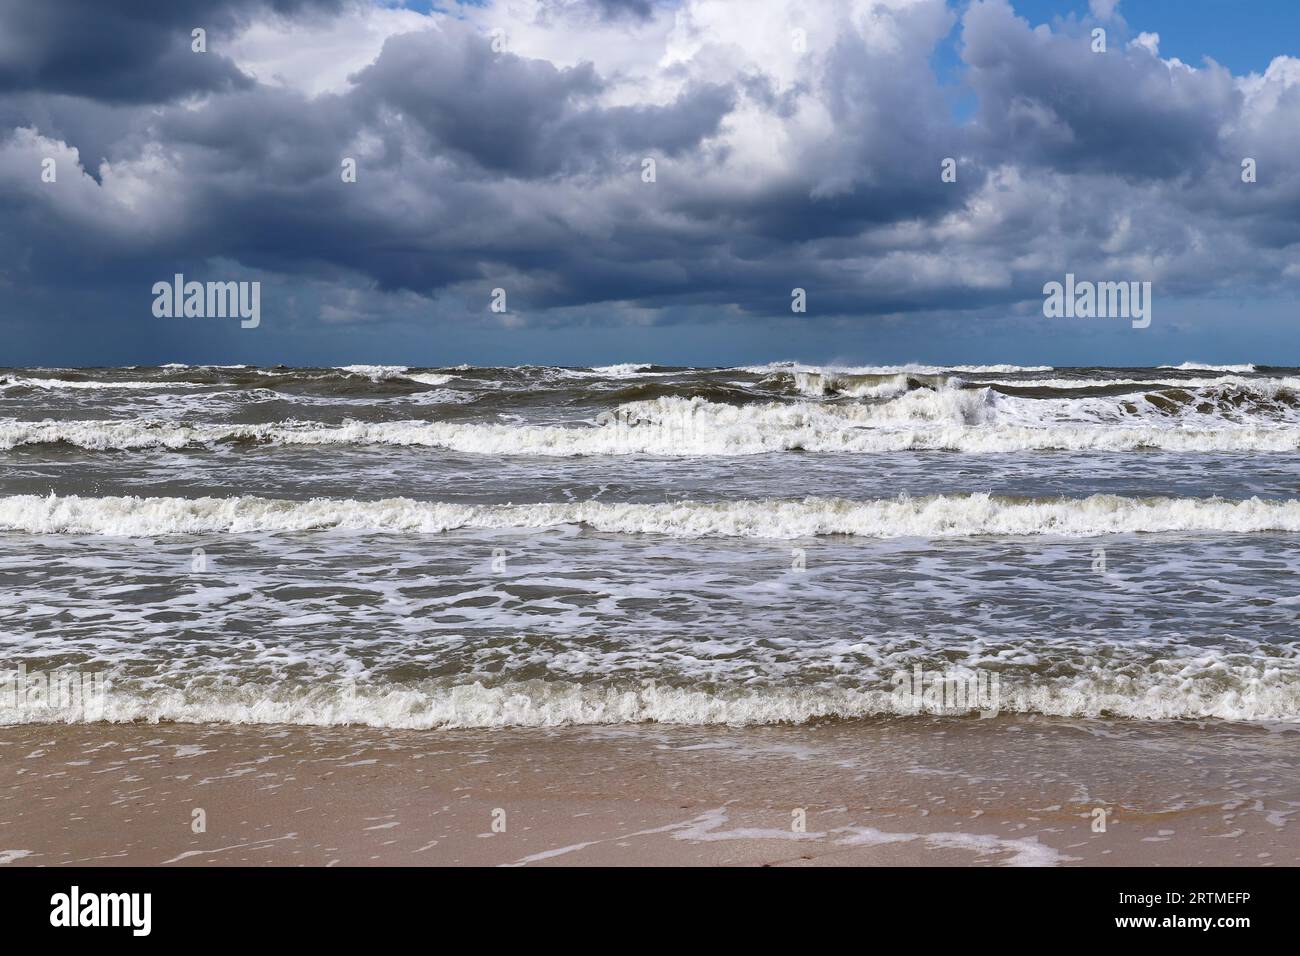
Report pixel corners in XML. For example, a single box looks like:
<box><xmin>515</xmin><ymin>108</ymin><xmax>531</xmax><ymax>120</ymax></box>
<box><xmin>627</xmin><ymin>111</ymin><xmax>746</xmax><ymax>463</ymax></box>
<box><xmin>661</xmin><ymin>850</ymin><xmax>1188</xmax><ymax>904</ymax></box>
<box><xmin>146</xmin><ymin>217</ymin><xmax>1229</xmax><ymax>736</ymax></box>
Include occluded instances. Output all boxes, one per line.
<box><xmin>0</xmin><ymin>716</ymin><xmax>1296</xmax><ymax>867</ymax></box>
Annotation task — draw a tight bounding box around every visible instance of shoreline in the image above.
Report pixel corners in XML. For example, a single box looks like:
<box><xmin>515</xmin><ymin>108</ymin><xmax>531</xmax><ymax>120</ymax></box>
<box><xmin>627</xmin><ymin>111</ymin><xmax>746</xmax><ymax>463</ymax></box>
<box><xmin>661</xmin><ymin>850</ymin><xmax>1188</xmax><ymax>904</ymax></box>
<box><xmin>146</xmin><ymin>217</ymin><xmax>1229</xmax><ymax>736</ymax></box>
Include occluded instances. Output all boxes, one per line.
<box><xmin>0</xmin><ymin>716</ymin><xmax>1295</xmax><ymax>867</ymax></box>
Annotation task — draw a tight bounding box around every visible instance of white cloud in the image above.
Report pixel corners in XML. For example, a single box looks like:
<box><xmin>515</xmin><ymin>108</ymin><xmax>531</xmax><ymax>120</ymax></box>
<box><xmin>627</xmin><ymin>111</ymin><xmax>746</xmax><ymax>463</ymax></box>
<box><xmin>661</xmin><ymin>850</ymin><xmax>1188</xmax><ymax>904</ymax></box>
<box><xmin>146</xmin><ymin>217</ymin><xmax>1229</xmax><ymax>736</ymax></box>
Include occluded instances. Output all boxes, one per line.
<box><xmin>228</xmin><ymin>2</ymin><xmax>434</xmax><ymax>96</ymax></box>
<box><xmin>1088</xmin><ymin>0</ymin><xmax>1120</xmax><ymax>20</ymax></box>
<box><xmin>1129</xmin><ymin>32</ymin><xmax>1159</xmax><ymax>56</ymax></box>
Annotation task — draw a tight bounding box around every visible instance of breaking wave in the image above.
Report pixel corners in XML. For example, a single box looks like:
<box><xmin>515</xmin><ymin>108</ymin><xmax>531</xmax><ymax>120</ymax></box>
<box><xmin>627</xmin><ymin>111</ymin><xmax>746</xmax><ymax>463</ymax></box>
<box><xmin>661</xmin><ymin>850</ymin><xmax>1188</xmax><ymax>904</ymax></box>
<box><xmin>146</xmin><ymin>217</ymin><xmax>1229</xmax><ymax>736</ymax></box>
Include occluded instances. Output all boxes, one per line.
<box><xmin>1159</xmin><ymin>362</ymin><xmax>1258</xmax><ymax>373</ymax></box>
<box><xmin>9</xmin><ymin>661</ymin><xmax>1299</xmax><ymax>728</ymax></box>
<box><xmin>6</xmin><ymin>491</ymin><xmax>1300</xmax><ymax>538</ymax></box>
<box><xmin>8</xmin><ymin>392</ymin><xmax>1300</xmax><ymax>455</ymax></box>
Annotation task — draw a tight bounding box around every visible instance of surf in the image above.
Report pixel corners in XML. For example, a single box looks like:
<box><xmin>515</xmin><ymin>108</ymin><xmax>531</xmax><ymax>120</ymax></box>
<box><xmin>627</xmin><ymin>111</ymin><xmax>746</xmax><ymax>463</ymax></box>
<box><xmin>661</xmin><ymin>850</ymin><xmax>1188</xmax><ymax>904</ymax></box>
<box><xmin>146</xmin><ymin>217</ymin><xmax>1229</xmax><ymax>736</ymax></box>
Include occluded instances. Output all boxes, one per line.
<box><xmin>8</xmin><ymin>491</ymin><xmax>1300</xmax><ymax>538</ymax></box>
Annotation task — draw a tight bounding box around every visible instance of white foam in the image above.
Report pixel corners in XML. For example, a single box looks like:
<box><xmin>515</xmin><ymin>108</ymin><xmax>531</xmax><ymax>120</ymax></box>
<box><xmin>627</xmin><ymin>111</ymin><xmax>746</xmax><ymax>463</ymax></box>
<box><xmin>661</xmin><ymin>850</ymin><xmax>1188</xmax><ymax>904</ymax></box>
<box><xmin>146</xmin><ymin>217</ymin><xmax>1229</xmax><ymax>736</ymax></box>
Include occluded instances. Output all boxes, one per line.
<box><xmin>0</xmin><ymin>414</ymin><xmax>1268</xmax><ymax>450</ymax></box>
<box><xmin>334</xmin><ymin>364</ymin><xmax>409</xmax><ymax>381</ymax></box>
<box><xmin>1159</xmin><ymin>362</ymin><xmax>1258</xmax><ymax>373</ymax></box>
<box><xmin>10</xmin><ymin>395</ymin><xmax>1300</xmax><ymax>455</ymax></box>
<box><xmin>792</xmin><ymin>371</ymin><xmax>931</xmax><ymax>399</ymax></box>
<box><xmin>585</xmin><ymin>363</ymin><xmax>656</xmax><ymax>377</ymax></box>
<box><xmin>7</xmin><ymin>491</ymin><xmax>1300</xmax><ymax>538</ymax></box>
<box><xmin>403</xmin><ymin>373</ymin><xmax>456</xmax><ymax>386</ymax></box>
<box><xmin>11</xmin><ymin>366</ymin><xmax>1300</xmax><ymax>457</ymax></box>
<box><xmin>0</xmin><ymin>377</ymin><xmax>192</xmax><ymax>391</ymax></box>
<box><xmin>979</xmin><ymin>375</ymin><xmax>1287</xmax><ymax>391</ymax></box>
<box><xmin>742</xmin><ymin>361</ymin><xmax>1054</xmax><ymax>375</ymax></box>
<box><xmin>5</xmin><ymin>668</ymin><xmax>1296</xmax><ymax>729</ymax></box>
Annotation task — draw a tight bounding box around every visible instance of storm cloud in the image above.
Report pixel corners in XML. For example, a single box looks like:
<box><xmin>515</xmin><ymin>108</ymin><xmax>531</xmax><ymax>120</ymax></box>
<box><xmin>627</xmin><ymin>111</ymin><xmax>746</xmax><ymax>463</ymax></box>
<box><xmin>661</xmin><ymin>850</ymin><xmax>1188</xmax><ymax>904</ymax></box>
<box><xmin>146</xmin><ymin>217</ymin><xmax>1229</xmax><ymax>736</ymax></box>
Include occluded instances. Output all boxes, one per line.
<box><xmin>1</xmin><ymin>0</ymin><xmax>1299</xmax><ymax>363</ymax></box>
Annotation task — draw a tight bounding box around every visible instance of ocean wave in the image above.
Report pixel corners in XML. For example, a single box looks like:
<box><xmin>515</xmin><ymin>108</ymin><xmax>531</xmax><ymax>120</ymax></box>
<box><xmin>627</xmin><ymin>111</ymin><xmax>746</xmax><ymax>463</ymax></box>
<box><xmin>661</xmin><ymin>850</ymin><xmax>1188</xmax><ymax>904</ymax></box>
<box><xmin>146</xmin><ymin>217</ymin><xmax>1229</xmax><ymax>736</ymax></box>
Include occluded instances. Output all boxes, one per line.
<box><xmin>7</xmin><ymin>491</ymin><xmax>1300</xmax><ymax>538</ymax></box>
<box><xmin>789</xmin><ymin>371</ymin><xmax>955</xmax><ymax>399</ymax></box>
<box><xmin>1159</xmin><ymin>362</ymin><xmax>1258</xmax><ymax>373</ymax></box>
<box><xmin>741</xmin><ymin>361</ymin><xmax>1054</xmax><ymax>375</ymax></box>
<box><xmin>982</xmin><ymin>375</ymin><xmax>1291</xmax><ymax>392</ymax></box>
<box><xmin>568</xmin><ymin>363</ymin><xmax>678</xmax><ymax>378</ymax></box>
<box><xmin>592</xmin><ymin>381</ymin><xmax>775</xmax><ymax>404</ymax></box>
<box><xmin>333</xmin><ymin>366</ymin><xmax>457</xmax><ymax>387</ymax></box>
<box><xmin>7</xmin><ymin>663</ymin><xmax>1298</xmax><ymax>728</ymax></box>
<box><xmin>334</xmin><ymin>364</ymin><xmax>411</xmax><ymax>381</ymax></box>
<box><xmin>403</xmin><ymin>373</ymin><xmax>456</xmax><ymax>386</ymax></box>
<box><xmin>6</xmin><ymin>406</ymin><xmax>1300</xmax><ymax>454</ymax></box>
<box><xmin>593</xmin><ymin>392</ymin><xmax>1300</xmax><ymax>449</ymax></box>
<box><xmin>786</xmin><ymin>374</ymin><xmax>1300</xmax><ymax>420</ymax></box>
<box><xmin>0</xmin><ymin>376</ymin><xmax>196</xmax><ymax>391</ymax></box>
<box><xmin>2</xmin><ymin>367</ymin><xmax>461</xmax><ymax>393</ymax></box>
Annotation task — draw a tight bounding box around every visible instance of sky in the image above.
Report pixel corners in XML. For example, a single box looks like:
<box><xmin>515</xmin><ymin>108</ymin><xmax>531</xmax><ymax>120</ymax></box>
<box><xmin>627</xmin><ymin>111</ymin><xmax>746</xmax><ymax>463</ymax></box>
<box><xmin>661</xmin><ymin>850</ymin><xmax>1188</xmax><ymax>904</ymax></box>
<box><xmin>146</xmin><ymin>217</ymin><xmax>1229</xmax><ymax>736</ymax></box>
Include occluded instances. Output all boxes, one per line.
<box><xmin>1</xmin><ymin>0</ymin><xmax>1299</xmax><ymax>368</ymax></box>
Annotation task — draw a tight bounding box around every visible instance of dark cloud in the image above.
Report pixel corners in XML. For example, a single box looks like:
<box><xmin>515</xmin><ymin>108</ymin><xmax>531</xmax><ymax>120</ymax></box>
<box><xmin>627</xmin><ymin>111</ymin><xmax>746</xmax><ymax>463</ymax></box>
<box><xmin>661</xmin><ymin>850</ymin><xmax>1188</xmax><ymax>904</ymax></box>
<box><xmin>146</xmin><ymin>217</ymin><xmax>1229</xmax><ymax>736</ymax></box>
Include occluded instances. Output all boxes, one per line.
<box><xmin>0</xmin><ymin>0</ymin><xmax>342</xmax><ymax>103</ymax></box>
<box><xmin>350</xmin><ymin>24</ymin><xmax>732</xmax><ymax>179</ymax></box>
<box><xmin>565</xmin><ymin>0</ymin><xmax>657</xmax><ymax>21</ymax></box>
<box><xmin>1</xmin><ymin>0</ymin><xmax>1299</xmax><ymax>360</ymax></box>
<box><xmin>962</xmin><ymin>0</ymin><xmax>1238</xmax><ymax>179</ymax></box>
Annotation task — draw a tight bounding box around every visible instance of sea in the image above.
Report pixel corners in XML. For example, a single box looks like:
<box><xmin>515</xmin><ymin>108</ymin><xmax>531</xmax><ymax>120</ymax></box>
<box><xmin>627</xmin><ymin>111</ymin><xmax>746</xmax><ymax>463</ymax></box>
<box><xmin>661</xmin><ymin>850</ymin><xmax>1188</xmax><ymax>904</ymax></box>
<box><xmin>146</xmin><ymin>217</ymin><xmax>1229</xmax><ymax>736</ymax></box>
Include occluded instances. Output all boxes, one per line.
<box><xmin>1</xmin><ymin>360</ymin><xmax>1298</xmax><ymax>728</ymax></box>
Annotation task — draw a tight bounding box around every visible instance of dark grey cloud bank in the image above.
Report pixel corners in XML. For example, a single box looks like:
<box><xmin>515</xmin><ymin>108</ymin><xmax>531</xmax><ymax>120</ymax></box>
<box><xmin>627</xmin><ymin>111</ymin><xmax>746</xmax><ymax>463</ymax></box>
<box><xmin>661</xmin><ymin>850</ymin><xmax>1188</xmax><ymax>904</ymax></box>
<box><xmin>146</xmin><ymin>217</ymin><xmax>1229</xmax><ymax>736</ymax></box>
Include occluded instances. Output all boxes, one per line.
<box><xmin>0</xmin><ymin>0</ymin><xmax>344</xmax><ymax>102</ymax></box>
<box><xmin>1</xmin><ymin>0</ymin><xmax>1298</xmax><ymax>364</ymax></box>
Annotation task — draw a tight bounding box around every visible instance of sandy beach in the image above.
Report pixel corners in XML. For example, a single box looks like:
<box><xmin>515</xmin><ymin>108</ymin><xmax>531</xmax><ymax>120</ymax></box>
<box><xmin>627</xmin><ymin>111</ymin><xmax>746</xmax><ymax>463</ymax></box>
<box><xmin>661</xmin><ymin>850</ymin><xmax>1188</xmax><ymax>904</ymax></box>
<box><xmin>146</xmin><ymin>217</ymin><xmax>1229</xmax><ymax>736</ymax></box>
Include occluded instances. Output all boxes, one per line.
<box><xmin>1</xmin><ymin>716</ymin><xmax>1295</xmax><ymax>867</ymax></box>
